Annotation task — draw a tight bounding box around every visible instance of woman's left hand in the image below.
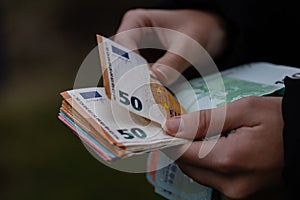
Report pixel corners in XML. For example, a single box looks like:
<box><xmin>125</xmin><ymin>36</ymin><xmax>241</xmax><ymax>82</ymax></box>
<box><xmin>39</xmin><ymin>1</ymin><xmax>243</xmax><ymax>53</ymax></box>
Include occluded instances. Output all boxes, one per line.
<box><xmin>164</xmin><ymin>96</ymin><xmax>284</xmax><ymax>199</ymax></box>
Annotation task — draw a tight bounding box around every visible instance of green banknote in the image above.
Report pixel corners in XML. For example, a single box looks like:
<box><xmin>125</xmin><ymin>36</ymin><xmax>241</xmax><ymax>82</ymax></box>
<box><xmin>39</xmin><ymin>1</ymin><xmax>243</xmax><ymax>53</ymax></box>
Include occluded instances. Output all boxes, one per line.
<box><xmin>175</xmin><ymin>74</ymin><xmax>283</xmax><ymax>113</ymax></box>
<box><xmin>148</xmin><ymin>62</ymin><xmax>300</xmax><ymax>200</ymax></box>
<box><xmin>174</xmin><ymin>62</ymin><xmax>300</xmax><ymax>112</ymax></box>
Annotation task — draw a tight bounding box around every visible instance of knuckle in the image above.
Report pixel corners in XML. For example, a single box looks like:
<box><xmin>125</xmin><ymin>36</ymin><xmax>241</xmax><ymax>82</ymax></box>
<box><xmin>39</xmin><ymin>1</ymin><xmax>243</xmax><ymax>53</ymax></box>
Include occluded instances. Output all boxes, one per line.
<box><xmin>169</xmin><ymin>53</ymin><xmax>184</xmax><ymax>63</ymax></box>
<box><xmin>198</xmin><ymin>110</ymin><xmax>209</xmax><ymax>137</ymax></box>
<box><xmin>238</xmin><ymin>96</ymin><xmax>260</xmax><ymax>108</ymax></box>
<box><xmin>215</xmin><ymin>146</ymin><xmax>241</xmax><ymax>174</ymax></box>
<box><xmin>123</xmin><ymin>9</ymin><xmax>146</xmax><ymax>20</ymax></box>
<box><xmin>215</xmin><ymin>154</ymin><xmax>235</xmax><ymax>174</ymax></box>
<box><xmin>222</xmin><ymin>181</ymin><xmax>250</xmax><ymax>200</ymax></box>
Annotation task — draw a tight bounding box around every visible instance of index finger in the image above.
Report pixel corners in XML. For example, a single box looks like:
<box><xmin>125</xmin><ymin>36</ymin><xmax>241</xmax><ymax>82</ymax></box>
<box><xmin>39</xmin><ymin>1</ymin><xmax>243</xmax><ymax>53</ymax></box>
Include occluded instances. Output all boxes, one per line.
<box><xmin>114</xmin><ymin>9</ymin><xmax>151</xmax><ymax>53</ymax></box>
<box><xmin>163</xmin><ymin>128</ymin><xmax>253</xmax><ymax>174</ymax></box>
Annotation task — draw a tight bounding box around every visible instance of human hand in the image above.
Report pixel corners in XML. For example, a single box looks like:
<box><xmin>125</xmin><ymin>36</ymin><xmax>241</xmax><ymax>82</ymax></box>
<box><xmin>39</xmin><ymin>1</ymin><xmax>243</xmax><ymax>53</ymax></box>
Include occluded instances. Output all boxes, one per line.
<box><xmin>115</xmin><ymin>9</ymin><xmax>226</xmax><ymax>85</ymax></box>
<box><xmin>164</xmin><ymin>96</ymin><xmax>284</xmax><ymax>199</ymax></box>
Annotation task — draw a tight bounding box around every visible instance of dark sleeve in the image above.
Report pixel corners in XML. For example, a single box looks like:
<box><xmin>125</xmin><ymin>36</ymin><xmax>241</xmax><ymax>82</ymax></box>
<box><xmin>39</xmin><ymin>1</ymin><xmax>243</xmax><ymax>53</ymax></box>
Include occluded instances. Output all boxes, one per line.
<box><xmin>156</xmin><ymin>0</ymin><xmax>300</xmax><ymax>69</ymax></box>
<box><xmin>282</xmin><ymin>76</ymin><xmax>300</xmax><ymax>199</ymax></box>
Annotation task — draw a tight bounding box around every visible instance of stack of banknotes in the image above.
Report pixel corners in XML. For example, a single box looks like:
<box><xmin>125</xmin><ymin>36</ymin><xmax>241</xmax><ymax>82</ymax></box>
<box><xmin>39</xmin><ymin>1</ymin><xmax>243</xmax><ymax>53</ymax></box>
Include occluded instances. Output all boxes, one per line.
<box><xmin>58</xmin><ymin>34</ymin><xmax>300</xmax><ymax>200</ymax></box>
<box><xmin>58</xmin><ymin>35</ymin><xmax>189</xmax><ymax>162</ymax></box>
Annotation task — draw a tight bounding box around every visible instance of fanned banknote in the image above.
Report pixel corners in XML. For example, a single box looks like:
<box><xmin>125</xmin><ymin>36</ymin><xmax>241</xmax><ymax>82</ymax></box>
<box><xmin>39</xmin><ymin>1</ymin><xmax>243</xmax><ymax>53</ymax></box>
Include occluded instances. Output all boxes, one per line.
<box><xmin>59</xmin><ymin>87</ymin><xmax>188</xmax><ymax>162</ymax></box>
<box><xmin>58</xmin><ymin>35</ymin><xmax>189</xmax><ymax>162</ymax></box>
<box><xmin>97</xmin><ymin>35</ymin><xmax>185</xmax><ymax>124</ymax></box>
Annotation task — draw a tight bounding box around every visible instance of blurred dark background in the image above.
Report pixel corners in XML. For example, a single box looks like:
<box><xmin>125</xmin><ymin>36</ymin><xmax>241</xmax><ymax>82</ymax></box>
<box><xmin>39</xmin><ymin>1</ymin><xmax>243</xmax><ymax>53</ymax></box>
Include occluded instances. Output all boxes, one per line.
<box><xmin>0</xmin><ymin>0</ymin><xmax>165</xmax><ymax>199</ymax></box>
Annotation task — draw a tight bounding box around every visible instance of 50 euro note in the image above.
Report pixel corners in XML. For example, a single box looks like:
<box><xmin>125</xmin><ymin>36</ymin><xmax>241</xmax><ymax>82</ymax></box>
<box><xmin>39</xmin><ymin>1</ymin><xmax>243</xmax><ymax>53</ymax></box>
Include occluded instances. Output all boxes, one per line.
<box><xmin>59</xmin><ymin>87</ymin><xmax>188</xmax><ymax>162</ymax></box>
<box><xmin>96</xmin><ymin>35</ymin><xmax>185</xmax><ymax>125</ymax></box>
<box><xmin>58</xmin><ymin>35</ymin><xmax>190</xmax><ymax>162</ymax></box>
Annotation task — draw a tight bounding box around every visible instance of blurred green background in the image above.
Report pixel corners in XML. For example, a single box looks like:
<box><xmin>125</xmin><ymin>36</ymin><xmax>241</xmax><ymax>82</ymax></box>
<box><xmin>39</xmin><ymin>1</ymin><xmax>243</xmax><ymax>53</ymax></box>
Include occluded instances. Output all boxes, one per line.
<box><xmin>0</xmin><ymin>0</ymin><xmax>165</xmax><ymax>199</ymax></box>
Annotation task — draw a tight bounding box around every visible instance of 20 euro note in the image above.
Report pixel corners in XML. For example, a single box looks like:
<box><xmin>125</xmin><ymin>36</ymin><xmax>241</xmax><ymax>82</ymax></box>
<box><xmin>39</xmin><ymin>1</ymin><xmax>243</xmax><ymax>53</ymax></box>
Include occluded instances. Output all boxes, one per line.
<box><xmin>97</xmin><ymin>35</ymin><xmax>186</xmax><ymax>125</ymax></box>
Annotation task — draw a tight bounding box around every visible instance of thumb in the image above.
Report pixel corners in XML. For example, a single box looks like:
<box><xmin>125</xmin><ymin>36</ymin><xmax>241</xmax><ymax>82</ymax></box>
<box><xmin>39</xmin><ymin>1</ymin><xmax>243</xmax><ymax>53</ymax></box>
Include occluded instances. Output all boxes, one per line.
<box><xmin>152</xmin><ymin>52</ymin><xmax>191</xmax><ymax>86</ymax></box>
<box><xmin>165</xmin><ymin>98</ymin><xmax>252</xmax><ymax>139</ymax></box>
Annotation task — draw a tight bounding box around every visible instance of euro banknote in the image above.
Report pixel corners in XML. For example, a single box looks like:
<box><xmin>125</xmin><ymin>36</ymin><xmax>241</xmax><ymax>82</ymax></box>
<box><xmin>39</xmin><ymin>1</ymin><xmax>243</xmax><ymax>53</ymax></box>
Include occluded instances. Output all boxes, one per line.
<box><xmin>97</xmin><ymin>35</ymin><xmax>185</xmax><ymax>125</ymax></box>
<box><xmin>146</xmin><ymin>62</ymin><xmax>300</xmax><ymax>200</ymax></box>
<box><xmin>58</xmin><ymin>35</ymin><xmax>192</xmax><ymax>162</ymax></box>
<box><xmin>58</xmin><ymin>87</ymin><xmax>188</xmax><ymax>162</ymax></box>
<box><xmin>58</xmin><ymin>34</ymin><xmax>300</xmax><ymax>199</ymax></box>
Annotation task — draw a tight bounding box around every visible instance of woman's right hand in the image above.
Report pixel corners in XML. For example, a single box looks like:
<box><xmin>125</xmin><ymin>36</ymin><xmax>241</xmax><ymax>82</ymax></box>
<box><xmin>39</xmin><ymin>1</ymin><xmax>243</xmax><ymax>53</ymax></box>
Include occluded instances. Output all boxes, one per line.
<box><xmin>115</xmin><ymin>9</ymin><xmax>226</xmax><ymax>85</ymax></box>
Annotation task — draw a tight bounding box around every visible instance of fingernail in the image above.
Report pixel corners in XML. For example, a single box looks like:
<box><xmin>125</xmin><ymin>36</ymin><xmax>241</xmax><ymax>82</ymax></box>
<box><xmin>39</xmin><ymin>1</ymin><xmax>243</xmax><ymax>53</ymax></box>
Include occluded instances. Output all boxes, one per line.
<box><xmin>152</xmin><ymin>65</ymin><xmax>169</xmax><ymax>85</ymax></box>
<box><xmin>164</xmin><ymin>116</ymin><xmax>183</xmax><ymax>135</ymax></box>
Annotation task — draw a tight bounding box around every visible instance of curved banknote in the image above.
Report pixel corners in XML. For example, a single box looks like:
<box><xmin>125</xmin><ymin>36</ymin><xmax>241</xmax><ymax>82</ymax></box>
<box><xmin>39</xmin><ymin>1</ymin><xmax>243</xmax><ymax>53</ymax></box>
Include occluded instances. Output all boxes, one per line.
<box><xmin>97</xmin><ymin>35</ymin><xmax>185</xmax><ymax>125</ymax></box>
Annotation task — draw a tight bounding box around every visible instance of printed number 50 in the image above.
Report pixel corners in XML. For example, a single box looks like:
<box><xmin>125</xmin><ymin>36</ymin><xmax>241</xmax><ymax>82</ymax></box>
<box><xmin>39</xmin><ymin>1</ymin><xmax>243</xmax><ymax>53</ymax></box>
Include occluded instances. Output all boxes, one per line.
<box><xmin>117</xmin><ymin>128</ymin><xmax>147</xmax><ymax>139</ymax></box>
<box><xmin>119</xmin><ymin>90</ymin><xmax>142</xmax><ymax>111</ymax></box>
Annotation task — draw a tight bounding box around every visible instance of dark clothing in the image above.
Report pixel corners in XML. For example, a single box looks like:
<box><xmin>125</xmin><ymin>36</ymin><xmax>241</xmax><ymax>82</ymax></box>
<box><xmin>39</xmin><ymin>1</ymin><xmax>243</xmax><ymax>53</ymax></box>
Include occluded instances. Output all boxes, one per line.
<box><xmin>282</xmin><ymin>77</ymin><xmax>300</xmax><ymax>199</ymax></box>
<box><xmin>159</xmin><ymin>0</ymin><xmax>300</xmax><ymax>70</ymax></box>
